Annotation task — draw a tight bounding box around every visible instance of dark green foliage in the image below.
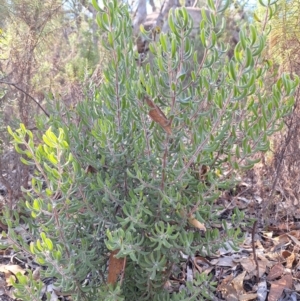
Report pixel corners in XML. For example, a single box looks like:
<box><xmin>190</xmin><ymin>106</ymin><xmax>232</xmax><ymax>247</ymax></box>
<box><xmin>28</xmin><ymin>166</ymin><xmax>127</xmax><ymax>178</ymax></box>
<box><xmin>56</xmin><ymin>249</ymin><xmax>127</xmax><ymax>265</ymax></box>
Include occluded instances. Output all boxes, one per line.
<box><xmin>2</xmin><ymin>0</ymin><xmax>299</xmax><ymax>300</ymax></box>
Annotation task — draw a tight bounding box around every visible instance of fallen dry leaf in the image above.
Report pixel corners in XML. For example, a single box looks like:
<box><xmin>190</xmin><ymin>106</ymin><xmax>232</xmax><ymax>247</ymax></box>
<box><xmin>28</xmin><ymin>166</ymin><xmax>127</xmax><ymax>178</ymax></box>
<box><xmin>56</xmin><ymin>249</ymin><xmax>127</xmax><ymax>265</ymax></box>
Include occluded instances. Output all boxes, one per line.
<box><xmin>0</xmin><ymin>264</ymin><xmax>25</xmax><ymax>275</ymax></box>
<box><xmin>179</xmin><ymin>208</ymin><xmax>206</xmax><ymax>232</ymax></box>
<box><xmin>231</xmin><ymin>270</ymin><xmax>246</xmax><ymax>295</ymax></box>
<box><xmin>193</xmin><ymin>256</ymin><xmax>210</xmax><ymax>273</ymax></box>
<box><xmin>261</xmin><ymin>231</ymin><xmax>273</xmax><ymax>239</ymax></box>
<box><xmin>186</xmin><ymin>264</ymin><xmax>193</xmax><ymax>282</ymax></box>
<box><xmin>265</xmin><ymin>250</ymin><xmax>282</xmax><ymax>261</ymax></box>
<box><xmin>32</xmin><ymin>267</ymin><xmax>41</xmax><ymax>281</ymax></box>
<box><xmin>217</xmin><ymin>275</ymin><xmax>239</xmax><ymax>301</ymax></box>
<box><xmin>0</xmin><ymin>264</ymin><xmax>26</xmax><ymax>286</ymax></box>
<box><xmin>257</xmin><ymin>280</ymin><xmax>267</xmax><ymax>301</ymax></box>
<box><xmin>286</xmin><ymin>252</ymin><xmax>295</xmax><ymax>269</ymax></box>
<box><xmin>239</xmin><ymin>256</ymin><xmax>266</xmax><ymax>277</ymax></box>
<box><xmin>281</xmin><ymin>250</ymin><xmax>291</xmax><ymax>259</ymax></box>
<box><xmin>294</xmin><ymin>207</ymin><xmax>300</xmax><ymax>218</ymax></box>
<box><xmin>235</xmin><ymin>197</ymin><xmax>250</xmax><ymax>210</ymax></box>
<box><xmin>288</xmin><ymin>230</ymin><xmax>300</xmax><ymax>239</ymax></box>
<box><xmin>85</xmin><ymin>165</ymin><xmax>97</xmax><ymax>174</ymax></box>
<box><xmin>107</xmin><ymin>250</ymin><xmax>126</xmax><ymax>285</ymax></box>
<box><xmin>267</xmin><ymin>263</ymin><xmax>284</xmax><ymax>281</ymax></box>
<box><xmin>287</xmin><ymin>233</ymin><xmax>300</xmax><ymax>247</ymax></box>
<box><xmin>188</xmin><ymin>216</ymin><xmax>206</xmax><ymax>231</ymax></box>
<box><xmin>145</xmin><ymin>96</ymin><xmax>172</xmax><ymax>135</ymax></box>
<box><xmin>294</xmin><ymin>281</ymin><xmax>300</xmax><ymax>291</ymax></box>
<box><xmin>193</xmin><ymin>260</ymin><xmax>202</xmax><ymax>273</ymax></box>
<box><xmin>239</xmin><ymin>293</ymin><xmax>257</xmax><ymax>301</ymax></box>
<box><xmin>268</xmin><ymin>274</ymin><xmax>293</xmax><ymax>301</ymax></box>
<box><xmin>194</xmin><ymin>256</ymin><xmax>210</xmax><ymax>266</ymax></box>
<box><xmin>212</xmin><ymin>256</ymin><xmax>238</xmax><ymax>267</ymax></box>
<box><xmin>273</xmin><ymin>234</ymin><xmax>290</xmax><ymax>246</ymax></box>
<box><xmin>237</xmin><ymin>257</ymin><xmax>255</xmax><ymax>273</ymax></box>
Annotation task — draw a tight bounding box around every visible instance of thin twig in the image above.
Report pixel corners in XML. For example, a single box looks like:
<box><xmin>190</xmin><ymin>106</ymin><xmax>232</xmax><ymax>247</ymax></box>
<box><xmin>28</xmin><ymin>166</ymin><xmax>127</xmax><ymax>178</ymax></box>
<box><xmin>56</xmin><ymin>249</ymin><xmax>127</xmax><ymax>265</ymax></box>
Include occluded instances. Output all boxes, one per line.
<box><xmin>252</xmin><ymin>220</ymin><xmax>259</xmax><ymax>283</ymax></box>
<box><xmin>161</xmin><ymin>136</ymin><xmax>169</xmax><ymax>190</ymax></box>
<box><xmin>266</xmin><ymin>88</ymin><xmax>300</xmax><ymax>203</ymax></box>
<box><xmin>193</xmin><ymin>0</ymin><xmax>199</xmax><ymax>7</ymax></box>
<box><xmin>119</xmin><ymin>256</ymin><xmax>127</xmax><ymax>285</ymax></box>
<box><xmin>0</xmin><ymin>80</ymin><xmax>50</xmax><ymax>118</ymax></box>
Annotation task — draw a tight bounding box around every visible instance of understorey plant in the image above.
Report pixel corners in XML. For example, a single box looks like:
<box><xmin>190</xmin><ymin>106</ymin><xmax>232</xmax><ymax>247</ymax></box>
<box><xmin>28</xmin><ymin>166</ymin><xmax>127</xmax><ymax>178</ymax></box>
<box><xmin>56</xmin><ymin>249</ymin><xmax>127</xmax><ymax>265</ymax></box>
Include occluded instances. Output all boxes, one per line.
<box><xmin>2</xmin><ymin>0</ymin><xmax>299</xmax><ymax>300</ymax></box>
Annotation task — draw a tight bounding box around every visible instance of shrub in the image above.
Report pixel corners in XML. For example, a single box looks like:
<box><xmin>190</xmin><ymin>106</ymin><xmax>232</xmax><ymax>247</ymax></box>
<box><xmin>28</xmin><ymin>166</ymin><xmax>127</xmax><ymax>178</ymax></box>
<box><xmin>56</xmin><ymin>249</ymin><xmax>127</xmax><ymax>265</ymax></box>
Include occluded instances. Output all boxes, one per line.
<box><xmin>2</xmin><ymin>0</ymin><xmax>299</xmax><ymax>300</ymax></box>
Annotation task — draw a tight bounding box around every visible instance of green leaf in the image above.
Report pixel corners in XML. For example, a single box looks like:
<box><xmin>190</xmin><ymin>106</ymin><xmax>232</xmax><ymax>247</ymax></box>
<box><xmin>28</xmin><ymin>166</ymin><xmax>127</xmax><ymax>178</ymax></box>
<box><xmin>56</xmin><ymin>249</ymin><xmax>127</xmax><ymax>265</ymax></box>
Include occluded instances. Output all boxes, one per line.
<box><xmin>42</xmin><ymin>135</ymin><xmax>56</xmax><ymax>148</ymax></box>
<box><xmin>239</xmin><ymin>30</ymin><xmax>247</xmax><ymax>49</ymax></box>
<box><xmin>33</xmin><ymin>199</ymin><xmax>41</xmax><ymax>211</ymax></box>
<box><xmin>45</xmin><ymin>238</ymin><xmax>53</xmax><ymax>251</ymax></box>
<box><xmin>20</xmin><ymin>157</ymin><xmax>32</xmax><ymax>166</ymax></box>
<box><xmin>253</xmin><ymin>13</ymin><xmax>262</xmax><ymax>22</ymax></box>
<box><xmin>168</xmin><ymin>12</ymin><xmax>176</xmax><ymax>34</ymax></box>
<box><xmin>200</xmin><ymin>29</ymin><xmax>207</xmax><ymax>47</ymax></box>
<box><xmin>92</xmin><ymin>0</ymin><xmax>101</xmax><ymax>11</ymax></box>
<box><xmin>217</xmin><ymin>0</ymin><xmax>230</xmax><ymax>13</ymax></box>
<box><xmin>7</xmin><ymin>126</ymin><xmax>13</xmax><ymax>136</ymax></box>
<box><xmin>229</xmin><ymin>61</ymin><xmax>237</xmax><ymax>81</ymax></box>
<box><xmin>207</xmin><ymin>0</ymin><xmax>216</xmax><ymax>11</ymax></box>
<box><xmin>245</xmin><ymin>48</ymin><xmax>253</xmax><ymax>69</ymax></box>
<box><xmin>47</xmin><ymin>153</ymin><xmax>58</xmax><ymax>165</ymax></box>
<box><xmin>20</xmin><ymin>123</ymin><xmax>26</xmax><ymax>133</ymax></box>
<box><xmin>54</xmin><ymin>250</ymin><xmax>62</xmax><ymax>261</ymax></box>
<box><xmin>159</xmin><ymin>34</ymin><xmax>167</xmax><ymax>53</ymax></box>
<box><xmin>249</xmin><ymin>25</ymin><xmax>257</xmax><ymax>46</ymax></box>
<box><xmin>36</xmin><ymin>239</ymin><xmax>43</xmax><ymax>252</ymax></box>
<box><xmin>29</xmin><ymin>242</ymin><xmax>35</xmax><ymax>254</ymax></box>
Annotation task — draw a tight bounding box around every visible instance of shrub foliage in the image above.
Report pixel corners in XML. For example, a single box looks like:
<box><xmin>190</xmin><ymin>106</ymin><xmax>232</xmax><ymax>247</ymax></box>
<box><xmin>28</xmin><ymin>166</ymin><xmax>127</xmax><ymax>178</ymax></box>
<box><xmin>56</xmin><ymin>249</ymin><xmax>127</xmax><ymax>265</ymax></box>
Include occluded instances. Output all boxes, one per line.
<box><xmin>2</xmin><ymin>0</ymin><xmax>299</xmax><ymax>300</ymax></box>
